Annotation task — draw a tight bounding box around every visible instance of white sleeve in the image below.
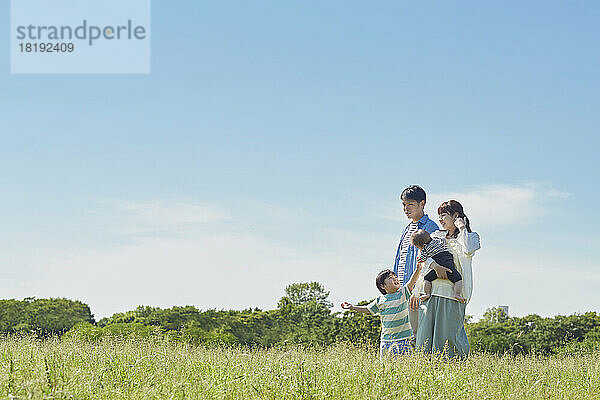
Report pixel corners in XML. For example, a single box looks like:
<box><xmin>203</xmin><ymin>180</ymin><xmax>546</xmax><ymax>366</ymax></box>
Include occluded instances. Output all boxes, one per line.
<box><xmin>457</xmin><ymin>229</ymin><xmax>481</xmax><ymax>256</ymax></box>
<box><xmin>430</xmin><ymin>230</ymin><xmax>447</xmax><ymax>240</ymax></box>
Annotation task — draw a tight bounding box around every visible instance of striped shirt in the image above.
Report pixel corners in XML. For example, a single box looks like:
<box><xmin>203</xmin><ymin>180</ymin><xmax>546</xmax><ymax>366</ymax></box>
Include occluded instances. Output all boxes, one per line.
<box><xmin>367</xmin><ymin>285</ymin><xmax>412</xmax><ymax>341</ymax></box>
<box><xmin>417</xmin><ymin>237</ymin><xmax>448</xmax><ymax>263</ymax></box>
<box><xmin>397</xmin><ymin>221</ymin><xmax>418</xmax><ymax>284</ymax></box>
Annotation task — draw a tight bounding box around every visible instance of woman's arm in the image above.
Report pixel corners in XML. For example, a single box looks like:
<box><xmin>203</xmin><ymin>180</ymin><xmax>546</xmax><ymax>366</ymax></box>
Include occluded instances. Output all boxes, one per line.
<box><xmin>455</xmin><ymin>218</ymin><xmax>481</xmax><ymax>255</ymax></box>
<box><xmin>428</xmin><ymin>260</ymin><xmax>453</xmax><ymax>280</ymax></box>
<box><xmin>457</xmin><ymin>229</ymin><xmax>481</xmax><ymax>255</ymax></box>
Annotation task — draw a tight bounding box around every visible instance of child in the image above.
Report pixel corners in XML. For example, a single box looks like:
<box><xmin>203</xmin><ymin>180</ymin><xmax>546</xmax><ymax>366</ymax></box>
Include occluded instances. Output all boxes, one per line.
<box><xmin>411</xmin><ymin>229</ymin><xmax>465</xmax><ymax>303</ymax></box>
<box><xmin>341</xmin><ymin>264</ymin><xmax>421</xmax><ymax>357</ymax></box>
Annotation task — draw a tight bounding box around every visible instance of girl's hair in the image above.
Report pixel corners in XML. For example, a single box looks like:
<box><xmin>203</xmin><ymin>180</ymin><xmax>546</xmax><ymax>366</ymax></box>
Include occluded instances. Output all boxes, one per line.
<box><xmin>437</xmin><ymin>200</ymin><xmax>472</xmax><ymax>238</ymax></box>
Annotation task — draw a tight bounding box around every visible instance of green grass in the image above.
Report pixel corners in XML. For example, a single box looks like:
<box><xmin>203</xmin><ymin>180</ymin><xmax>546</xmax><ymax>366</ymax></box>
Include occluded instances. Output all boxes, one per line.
<box><xmin>0</xmin><ymin>336</ymin><xmax>598</xmax><ymax>399</ymax></box>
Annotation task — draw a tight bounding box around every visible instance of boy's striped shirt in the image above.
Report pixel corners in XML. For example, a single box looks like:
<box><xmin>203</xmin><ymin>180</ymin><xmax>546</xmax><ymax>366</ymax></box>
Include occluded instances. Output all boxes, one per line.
<box><xmin>367</xmin><ymin>285</ymin><xmax>412</xmax><ymax>341</ymax></box>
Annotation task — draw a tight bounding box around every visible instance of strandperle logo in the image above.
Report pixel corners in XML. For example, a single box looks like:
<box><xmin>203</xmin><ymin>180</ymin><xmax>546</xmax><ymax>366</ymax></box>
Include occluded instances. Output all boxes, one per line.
<box><xmin>15</xmin><ymin>20</ymin><xmax>147</xmax><ymax>46</ymax></box>
<box><xmin>11</xmin><ymin>0</ymin><xmax>150</xmax><ymax>74</ymax></box>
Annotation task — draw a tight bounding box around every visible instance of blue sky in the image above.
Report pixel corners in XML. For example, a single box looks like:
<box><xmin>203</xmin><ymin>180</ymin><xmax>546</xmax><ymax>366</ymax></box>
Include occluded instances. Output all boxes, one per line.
<box><xmin>1</xmin><ymin>1</ymin><xmax>599</xmax><ymax>320</ymax></box>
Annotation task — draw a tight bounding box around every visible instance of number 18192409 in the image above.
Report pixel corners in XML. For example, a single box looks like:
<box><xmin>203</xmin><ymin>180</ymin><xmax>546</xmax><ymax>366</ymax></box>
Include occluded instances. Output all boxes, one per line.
<box><xmin>19</xmin><ymin>42</ymin><xmax>74</xmax><ymax>53</ymax></box>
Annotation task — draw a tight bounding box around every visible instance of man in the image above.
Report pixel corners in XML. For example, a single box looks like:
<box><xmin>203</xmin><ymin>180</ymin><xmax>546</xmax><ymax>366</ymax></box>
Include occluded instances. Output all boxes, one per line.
<box><xmin>393</xmin><ymin>185</ymin><xmax>441</xmax><ymax>335</ymax></box>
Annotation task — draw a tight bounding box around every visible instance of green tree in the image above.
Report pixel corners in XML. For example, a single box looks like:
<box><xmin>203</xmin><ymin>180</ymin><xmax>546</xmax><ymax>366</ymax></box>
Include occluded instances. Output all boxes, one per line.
<box><xmin>334</xmin><ymin>300</ymin><xmax>380</xmax><ymax>345</ymax></box>
<box><xmin>467</xmin><ymin>310</ymin><xmax>600</xmax><ymax>355</ymax></box>
<box><xmin>0</xmin><ymin>297</ymin><xmax>94</xmax><ymax>336</ymax></box>
<box><xmin>278</xmin><ymin>282</ymin><xmax>333</xmax><ymax>308</ymax></box>
<box><xmin>482</xmin><ymin>307</ymin><xmax>509</xmax><ymax>323</ymax></box>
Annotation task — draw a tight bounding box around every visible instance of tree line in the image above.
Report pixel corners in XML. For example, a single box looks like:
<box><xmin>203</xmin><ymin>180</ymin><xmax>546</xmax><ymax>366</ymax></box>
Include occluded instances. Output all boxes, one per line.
<box><xmin>2</xmin><ymin>283</ymin><xmax>599</xmax><ymax>355</ymax></box>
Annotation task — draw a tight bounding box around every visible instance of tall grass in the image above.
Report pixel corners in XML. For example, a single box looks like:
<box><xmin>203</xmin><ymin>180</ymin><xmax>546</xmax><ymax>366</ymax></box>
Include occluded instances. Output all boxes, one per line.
<box><xmin>0</xmin><ymin>335</ymin><xmax>598</xmax><ymax>399</ymax></box>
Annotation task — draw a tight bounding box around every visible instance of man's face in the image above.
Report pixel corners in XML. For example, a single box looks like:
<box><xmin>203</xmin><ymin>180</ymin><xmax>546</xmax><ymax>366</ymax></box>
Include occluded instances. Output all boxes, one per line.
<box><xmin>402</xmin><ymin>199</ymin><xmax>425</xmax><ymax>221</ymax></box>
<box><xmin>381</xmin><ymin>274</ymin><xmax>401</xmax><ymax>294</ymax></box>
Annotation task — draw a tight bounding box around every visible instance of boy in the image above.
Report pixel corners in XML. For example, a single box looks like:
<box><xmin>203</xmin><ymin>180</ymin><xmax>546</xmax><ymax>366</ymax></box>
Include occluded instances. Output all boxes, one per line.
<box><xmin>341</xmin><ymin>263</ymin><xmax>422</xmax><ymax>357</ymax></box>
<box><xmin>411</xmin><ymin>229</ymin><xmax>465</xmax><ymax>303</ymax></box>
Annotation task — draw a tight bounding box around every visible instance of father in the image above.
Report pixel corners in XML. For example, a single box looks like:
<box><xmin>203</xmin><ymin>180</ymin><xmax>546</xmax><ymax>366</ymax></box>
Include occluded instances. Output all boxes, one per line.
<box><xmin>393</xmin><ymin>185</ymin><xmax>447</xmax><ymax>335</ymax></box>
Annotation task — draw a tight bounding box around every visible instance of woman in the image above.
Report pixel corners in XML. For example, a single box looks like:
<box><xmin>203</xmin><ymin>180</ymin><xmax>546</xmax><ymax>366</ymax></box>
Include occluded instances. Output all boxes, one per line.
<box><xmin>412</xmin><ymin>200</ymin><xmax>481</xmax><ymax>359</ymax></box>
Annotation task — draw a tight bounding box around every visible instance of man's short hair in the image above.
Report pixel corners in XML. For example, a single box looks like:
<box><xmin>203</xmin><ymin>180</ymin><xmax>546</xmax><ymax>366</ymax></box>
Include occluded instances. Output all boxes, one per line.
<box><xmin>411</xmin><ymin>229</ymin><xmax>431</xmax><ymax>247</ymax></box>
<box><xmin>401</xmin><ymin>185</ymin><xmax>426</xmax><ymax>203</ymax></box>
<box><xmin>375</xmin><ymin>269</ymin><xmax>395</xmax><ymax>295</ymax></box>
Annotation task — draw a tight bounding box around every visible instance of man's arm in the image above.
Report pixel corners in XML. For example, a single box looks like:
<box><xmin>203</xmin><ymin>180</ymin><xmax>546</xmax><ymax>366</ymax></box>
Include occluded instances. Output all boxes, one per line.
<box><xmin>341</xmin><ymin>302</ymin><xmax>371</xmax><ymax>314</ymax></box>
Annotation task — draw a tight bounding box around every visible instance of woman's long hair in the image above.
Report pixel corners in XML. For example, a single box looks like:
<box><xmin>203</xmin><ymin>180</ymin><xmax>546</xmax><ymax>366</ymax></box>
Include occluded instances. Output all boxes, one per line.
<box><xmin>437</xmin><ymin>200</ymin><xmax>471</xmax><ymax>238</ymax></box>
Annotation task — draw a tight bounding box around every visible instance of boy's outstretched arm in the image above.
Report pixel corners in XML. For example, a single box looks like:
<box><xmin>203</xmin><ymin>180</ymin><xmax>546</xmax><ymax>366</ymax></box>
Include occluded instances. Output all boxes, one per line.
<box><xmin>341</xmin><ymin>302</ymin><xmax>370</xmax><ymax>314</ymax></box>
<box><xmin>407</xmin><ymin>262</ymin><xmax>423</xmax><ymax>291</ymax></box>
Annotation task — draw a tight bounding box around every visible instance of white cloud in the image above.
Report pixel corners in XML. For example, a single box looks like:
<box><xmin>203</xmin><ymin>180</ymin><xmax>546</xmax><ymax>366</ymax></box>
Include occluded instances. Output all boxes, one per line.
<box><xmin>2</xmin><ymin>198</ymin><xmax>382</xmax><ymax>318</ymax></box>
<box><xmin>10</xmin><ymin>229</ymin><xmax>382</xmax><ymax>319</ymax></box>
<box><xmin>91</xmin><ymin>199</ymin><xmax>230</xmax><ymax>236</ymax></box>
<box><xmin>4</xmin><ymin>188</ymin><xmax>597</xmax><ymax>324</ymax></box>
<box><xmin>471</xmin><ymin>244</ymin><xmax>600</xmax><ymax>319</ymax></box>
<box><xmin>15</xmin><ymin>223</ymin><xmax>596</xmax><ymax>322</ymax></box>
<box><xmin>382</xmin><ymin>182</ymin><xmax>571</xmax><ymax>228</ymax></box>
<box><xmin>117</xmin><ymin>200</ymin><xmax>230</xmax><ymax>225</ymax></box>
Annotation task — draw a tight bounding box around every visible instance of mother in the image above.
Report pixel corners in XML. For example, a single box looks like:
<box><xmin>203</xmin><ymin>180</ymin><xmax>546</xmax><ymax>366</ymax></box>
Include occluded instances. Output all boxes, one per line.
<box><xmin>411</xmin><ymin>200</ymin><xmax>481</xmax><ymax>359</ymax></box>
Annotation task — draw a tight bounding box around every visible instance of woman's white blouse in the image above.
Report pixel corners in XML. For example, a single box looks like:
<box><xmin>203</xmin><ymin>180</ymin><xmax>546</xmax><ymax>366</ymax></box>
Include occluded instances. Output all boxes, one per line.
<box><xmin>413</xmin><ymin>228</ymin><xmax>481</xmax><ymax>304</ymax></box>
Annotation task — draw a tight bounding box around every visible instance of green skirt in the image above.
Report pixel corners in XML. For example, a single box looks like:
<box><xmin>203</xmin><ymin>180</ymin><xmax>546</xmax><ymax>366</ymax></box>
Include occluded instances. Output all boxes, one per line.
<box><xmin>415</xmin><ymin>295</ymin><xmax>470</xmax><ymax>360</ymax></box>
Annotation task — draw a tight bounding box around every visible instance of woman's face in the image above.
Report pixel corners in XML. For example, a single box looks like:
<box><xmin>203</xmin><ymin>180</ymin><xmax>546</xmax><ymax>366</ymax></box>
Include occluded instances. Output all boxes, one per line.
<box><xmin>438</xmin><ymin>212</ymin><xmax>458</xmax><ymax>231</ymax></box>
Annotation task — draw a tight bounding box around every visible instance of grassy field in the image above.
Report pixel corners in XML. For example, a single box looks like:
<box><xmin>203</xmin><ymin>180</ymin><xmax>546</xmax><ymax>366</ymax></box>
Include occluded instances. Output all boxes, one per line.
<box><xmin>0</xmin><ymin>336</ymin><xmax>598</xmax><ymax>399</ymax></box>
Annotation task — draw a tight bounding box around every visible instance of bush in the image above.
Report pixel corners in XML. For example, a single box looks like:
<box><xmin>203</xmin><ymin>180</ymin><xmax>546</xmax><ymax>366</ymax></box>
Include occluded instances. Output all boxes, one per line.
<box><xmin>467</xmin><ymin>310</ymin><xmax>600</xmax><ymax>355</ymax></box>
<box><xmin>63</xmin><ymin>322</ymin><xmax>162</xmax><ymax>343</ymax></box>
<box><xmin>0</xmin><ymin>298</ymin><xmax>94</xmax><ymax>336</ymax></box>
<box><xmin>63</xmin><ymin>322</ymin><xmax>104</xmax><ymax>342</ymax></box>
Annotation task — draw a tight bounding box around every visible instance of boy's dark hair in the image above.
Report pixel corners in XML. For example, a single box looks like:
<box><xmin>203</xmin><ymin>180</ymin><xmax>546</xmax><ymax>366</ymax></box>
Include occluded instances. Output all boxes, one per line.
<box><xmin>375</xmin><ymin>269</ymin><xmax>395</xmax><ymax>295</ymax></box>
<box><xmin>411</xmin><ymin>229</ymin><xmax>432</xmax><ymax>247</ymax></box>
<box><xmin>401</xmin><ymin>185</ymin><xmax>426</xmax><ymax>203</ymax></box>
